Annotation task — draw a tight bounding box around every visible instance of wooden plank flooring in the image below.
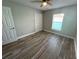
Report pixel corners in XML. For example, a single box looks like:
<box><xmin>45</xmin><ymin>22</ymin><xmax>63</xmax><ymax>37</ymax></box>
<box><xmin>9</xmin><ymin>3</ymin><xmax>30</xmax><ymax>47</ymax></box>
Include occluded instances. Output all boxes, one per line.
<box><xmin>2</xmin><ymin>31</ymin><xmax>76</xmax><ymax>59</ymax></box>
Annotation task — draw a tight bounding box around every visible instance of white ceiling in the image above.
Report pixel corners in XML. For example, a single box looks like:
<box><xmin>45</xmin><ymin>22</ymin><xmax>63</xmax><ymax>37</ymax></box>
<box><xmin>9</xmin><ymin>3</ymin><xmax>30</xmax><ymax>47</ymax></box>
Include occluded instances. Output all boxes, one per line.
<box><xmin>7</xmin><ymin>0</ymin><xmax>77</xmax><ymax>10</ymax></box>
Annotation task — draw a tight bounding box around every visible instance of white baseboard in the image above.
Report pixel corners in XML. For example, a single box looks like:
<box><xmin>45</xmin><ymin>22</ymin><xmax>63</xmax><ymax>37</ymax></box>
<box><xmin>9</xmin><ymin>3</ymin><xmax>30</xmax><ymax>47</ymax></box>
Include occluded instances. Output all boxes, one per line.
<box><xmin>44</xmin><ymin>29</ymin><xmax>75</xmax><ymax>40</ymax></box>
<box><xmin>3</xmin><ymin>31</ymin><xmax>37</xmax><ymax>45</ymax></box>
<box><xmin>17</xmin><ymin>32</ymin><xmax>37</xmax><ymax>40</ymax></box>
<box><xmin>2</xmin><ymin>39</ymin><xmax>17</xmax><ymax>45</ymax></box>
<box><xmin>17</xmin><ymin>29</ymin><xmax>43</xmax><ymax>40</ymax></box>
<box><xmin>3</xmin><ymin>29</ymin><xmax>43</xmax><ymax>45</ymax></box>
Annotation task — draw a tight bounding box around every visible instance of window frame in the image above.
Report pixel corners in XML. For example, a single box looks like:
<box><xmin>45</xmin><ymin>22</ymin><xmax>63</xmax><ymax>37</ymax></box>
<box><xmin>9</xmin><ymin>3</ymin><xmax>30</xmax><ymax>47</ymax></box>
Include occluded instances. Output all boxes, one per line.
<box><xmin>51</xmin><ymin>13</ymin><xmax>64</xmax><ymax>31</ymax></box>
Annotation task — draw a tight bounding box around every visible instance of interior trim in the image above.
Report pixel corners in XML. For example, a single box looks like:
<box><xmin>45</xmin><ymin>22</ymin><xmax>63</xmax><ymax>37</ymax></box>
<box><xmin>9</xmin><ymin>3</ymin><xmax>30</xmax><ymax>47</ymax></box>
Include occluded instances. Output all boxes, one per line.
<box><xmin>17</xmin><ymin>32</ymin><xmax>37</xmax><ymax>40</ymax></box>
<box><xmin>44</xmin><ymin>29</ymin><xmax>76</xmax><ymax>40</ymax></box>
<box><xmin>2</xmin><ymin>31</ymin><xmax>37</xmax><ymax>45</ymax></box>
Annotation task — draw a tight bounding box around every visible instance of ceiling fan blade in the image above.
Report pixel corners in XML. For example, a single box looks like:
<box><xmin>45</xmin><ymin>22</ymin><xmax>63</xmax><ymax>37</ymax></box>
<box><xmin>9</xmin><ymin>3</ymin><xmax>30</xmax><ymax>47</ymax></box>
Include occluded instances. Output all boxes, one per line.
<box><xmin>47</xmin><ymin>1</ymin><xmax>52</xmax><ymax>5</ymax></box>
<box><xmin>40</xmin><ymin>4</ymin><xmax>43</xmax><ymax>7</ymax></box>
<box><xmin>46</xmin><ymin>0</ymin><xmax>51</xmax><ymax>1</ymax></box>
<box><xmin>31</xmin><ymin>1</ymin><xmax>42</xmax><ymax>3</ymax></box>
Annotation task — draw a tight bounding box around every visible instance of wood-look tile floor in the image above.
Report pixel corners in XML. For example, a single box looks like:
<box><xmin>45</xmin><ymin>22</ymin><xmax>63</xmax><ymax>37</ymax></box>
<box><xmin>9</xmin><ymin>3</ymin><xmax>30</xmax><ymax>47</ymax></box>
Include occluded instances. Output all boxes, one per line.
<box><xmin>2</xmin><ymin>31</ymin><xmax>76</xmax><ymax>59</ymax></box>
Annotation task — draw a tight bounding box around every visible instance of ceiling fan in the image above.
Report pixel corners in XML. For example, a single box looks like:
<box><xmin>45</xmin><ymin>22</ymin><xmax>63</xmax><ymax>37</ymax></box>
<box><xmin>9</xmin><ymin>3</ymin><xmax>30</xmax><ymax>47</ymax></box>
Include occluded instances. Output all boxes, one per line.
<box><xmin>31</xmin><ymin>0</ymin><xmax>52</xmax><ymax>7</ymax></box>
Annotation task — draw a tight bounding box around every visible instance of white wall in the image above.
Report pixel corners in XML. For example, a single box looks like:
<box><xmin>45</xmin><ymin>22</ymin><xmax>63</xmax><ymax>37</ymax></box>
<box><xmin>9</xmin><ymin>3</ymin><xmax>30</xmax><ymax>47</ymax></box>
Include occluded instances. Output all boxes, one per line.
<box><xmin>2</xmin><ymin>1</ymin><xmax>42</xmax><ymax>40</ymax></box>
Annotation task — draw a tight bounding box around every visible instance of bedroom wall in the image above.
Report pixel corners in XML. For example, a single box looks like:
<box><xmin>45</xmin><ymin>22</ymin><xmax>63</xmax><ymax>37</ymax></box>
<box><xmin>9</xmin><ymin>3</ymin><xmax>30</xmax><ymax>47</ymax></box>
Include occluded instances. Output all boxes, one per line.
<box><xmin>2</xmin><ymin>0</ymin><xmax>42</xmax><ymax>38</ymax></box>
<box><xmin>43</xmin><ymin>5</ymin><xmax>77</xmax><ymax>38</ymax></box>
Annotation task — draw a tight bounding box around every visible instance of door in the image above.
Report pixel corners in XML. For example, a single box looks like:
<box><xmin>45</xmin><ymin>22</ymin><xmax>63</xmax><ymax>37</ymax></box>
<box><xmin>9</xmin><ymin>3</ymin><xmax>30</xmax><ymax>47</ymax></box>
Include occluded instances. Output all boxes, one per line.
<box><xmin>2</xmin><ymin>6</ymin><xmax>17</xmax><ymax>45</ymax></box>
<box><xmin>35</xmin><ymin>11</ymin><xmax>42</xmax><ymax>32</ymax></box>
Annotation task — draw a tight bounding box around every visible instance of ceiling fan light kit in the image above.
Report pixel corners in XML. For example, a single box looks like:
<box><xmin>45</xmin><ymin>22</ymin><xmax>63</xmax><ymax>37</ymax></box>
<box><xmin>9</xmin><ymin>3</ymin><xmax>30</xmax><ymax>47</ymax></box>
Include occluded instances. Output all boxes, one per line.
<box><xmin>42</xmin><ymin>2</ymin><xmax>47</xmax><ymax>6</ymax></box>
<box><xmin>31</xmin><ymin>0</ymin><xmax>52</xmax><ymax>7</ymax></box>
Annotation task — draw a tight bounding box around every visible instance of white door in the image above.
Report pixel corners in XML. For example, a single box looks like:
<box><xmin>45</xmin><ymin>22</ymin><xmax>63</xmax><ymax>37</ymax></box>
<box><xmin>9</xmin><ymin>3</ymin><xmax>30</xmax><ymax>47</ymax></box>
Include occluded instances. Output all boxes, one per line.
<box><xmin>35</xmin><ymin>11</ymin><xmax>42</xmax><ymax>32</ymax></box>
<box><xmin>2</xmin><ymin>6</ymin><xmax>17</xmax><ymax>45</ymax></box>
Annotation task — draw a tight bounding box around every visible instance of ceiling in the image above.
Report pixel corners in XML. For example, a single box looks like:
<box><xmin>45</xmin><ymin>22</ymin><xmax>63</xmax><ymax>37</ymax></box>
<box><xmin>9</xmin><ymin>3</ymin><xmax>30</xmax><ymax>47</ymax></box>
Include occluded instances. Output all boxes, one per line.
<box><xmin>7</xmin><ymin>0</ymin><xmax>77</xmax><ymax>10</ymax></box>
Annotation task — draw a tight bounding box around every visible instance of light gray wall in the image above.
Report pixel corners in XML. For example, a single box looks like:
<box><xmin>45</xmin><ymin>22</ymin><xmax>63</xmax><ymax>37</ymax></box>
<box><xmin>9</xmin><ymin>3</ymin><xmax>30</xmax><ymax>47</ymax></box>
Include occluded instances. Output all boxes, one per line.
<box><xmin>43</xmin><ymin>5</ymin><xmax>77</xmax><ymax>37</ymax></box>
<box><xmin>3</xmin><ymin>0</ymin><xmax>77</xmax><ymax>38</ymax></box>
<box><xmin>2</xmin><ymin>0</ymin><xmax>42</xmax><ymax>38</ymax></box>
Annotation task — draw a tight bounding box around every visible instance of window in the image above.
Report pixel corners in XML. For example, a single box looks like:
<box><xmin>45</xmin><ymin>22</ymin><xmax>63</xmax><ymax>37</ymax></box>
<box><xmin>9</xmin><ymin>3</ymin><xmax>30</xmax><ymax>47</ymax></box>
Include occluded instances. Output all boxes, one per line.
<box><xmin>52</xmin><ymin>13</ymin><xmax>64</xmax><ymax>31</ymax></box>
